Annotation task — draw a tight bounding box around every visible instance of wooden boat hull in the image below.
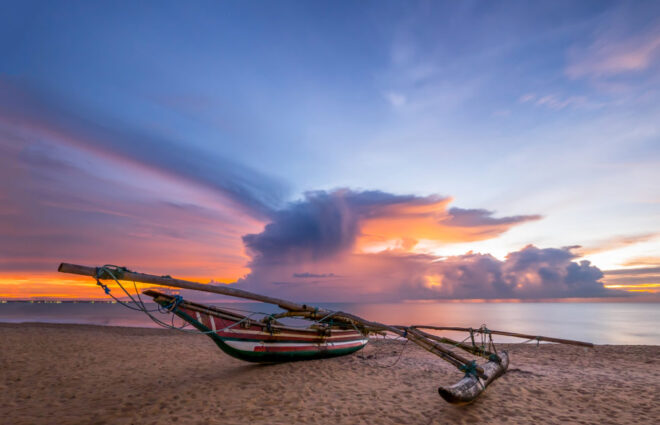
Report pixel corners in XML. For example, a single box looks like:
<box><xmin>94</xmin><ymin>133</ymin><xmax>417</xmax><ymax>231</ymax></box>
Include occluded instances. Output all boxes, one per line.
<box><xmin>438</xmin><ymin>351</ymin><xmax>509</xmax><ymax>404</ymax></box>
<box><xmin>146</xmin><ymin>291</ymin><xmax>368</xmax><ymax>363</ymax></box>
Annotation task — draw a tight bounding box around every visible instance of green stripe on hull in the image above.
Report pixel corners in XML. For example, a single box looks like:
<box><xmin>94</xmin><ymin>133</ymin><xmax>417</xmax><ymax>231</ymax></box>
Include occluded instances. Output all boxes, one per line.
<box><xmin>170</xmin><ymin>306</ymin><xmax>367</xmax><ymax>363</ymax></box>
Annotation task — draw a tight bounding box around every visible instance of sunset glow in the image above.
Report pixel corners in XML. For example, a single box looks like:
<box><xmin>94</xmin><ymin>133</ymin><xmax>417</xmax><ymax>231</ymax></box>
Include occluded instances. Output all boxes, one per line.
<box><xmin>1</xmin><ymin>1</ymin><xmax>659</xmax><ymax>302</ymax></box>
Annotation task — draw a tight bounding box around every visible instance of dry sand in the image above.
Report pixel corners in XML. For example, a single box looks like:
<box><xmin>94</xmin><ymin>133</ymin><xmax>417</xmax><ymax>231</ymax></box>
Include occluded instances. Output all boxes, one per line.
<box><xmin>1</xmin><ymin>323</ymin><xmax>658</xmax><ymax>425</ymax></box>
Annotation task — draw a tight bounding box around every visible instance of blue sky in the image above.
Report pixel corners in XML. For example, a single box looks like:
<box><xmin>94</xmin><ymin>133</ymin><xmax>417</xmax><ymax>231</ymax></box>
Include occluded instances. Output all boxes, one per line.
<box><xmin>1</xmin><ymin>1</ymin><xmax>659</xmax><ymax>300</ymax></box>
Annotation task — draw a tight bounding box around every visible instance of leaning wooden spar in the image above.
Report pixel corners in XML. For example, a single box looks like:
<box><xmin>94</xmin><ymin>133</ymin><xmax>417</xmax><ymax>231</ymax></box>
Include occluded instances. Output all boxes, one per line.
<box><xmin>58</xmin><ymin>263</ymin><xmax>593</xmax><ymax>404</ymax></box>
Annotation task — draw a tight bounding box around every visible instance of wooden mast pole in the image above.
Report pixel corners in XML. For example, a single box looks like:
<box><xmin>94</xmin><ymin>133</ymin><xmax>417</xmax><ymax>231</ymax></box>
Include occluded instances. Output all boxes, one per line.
<box><xmin>58</xmin><ymin>263</ymin><xmax>315</xmax><ymax>313</ymax></box>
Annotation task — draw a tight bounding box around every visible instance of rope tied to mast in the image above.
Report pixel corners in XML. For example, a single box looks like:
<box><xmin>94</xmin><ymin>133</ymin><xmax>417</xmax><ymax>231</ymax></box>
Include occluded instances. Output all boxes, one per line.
<box><xmin>164</xmin><ymin>295</ymin><xmax>183</xmax><ymax>312</ymax></box>
<box><xmin>90</xmin><ymin>264</ymin><xmax>221</xmax><ymax>334</ymax></box>
<box><xmin>94</xmin><ymin>266</ymin><xmax>112</xmax><ymax>294</ymax></box>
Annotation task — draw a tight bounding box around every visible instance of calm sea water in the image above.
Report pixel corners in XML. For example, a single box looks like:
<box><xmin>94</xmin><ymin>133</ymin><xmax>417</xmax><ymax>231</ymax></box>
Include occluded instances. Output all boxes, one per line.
<box><xmin>1</xmin><ymin>301</ymin><xmax>658</xmax><ymax>345</ymax></box>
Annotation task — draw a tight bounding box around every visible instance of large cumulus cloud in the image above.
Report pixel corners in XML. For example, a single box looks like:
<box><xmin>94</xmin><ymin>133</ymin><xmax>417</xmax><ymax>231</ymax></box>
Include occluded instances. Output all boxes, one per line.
<box><xmin>243</xmin><ymin>189</ymin><xmax>540</xmax><ymax>265</ymax></box>
<box><xmin>407</xmin><ymin>246</ymin><xmax>608</xmax><ymax>300</ymax></box>
<box><xmin>237</xmin><ymin>190</ymin><xmax>609</xmax><ymax>301</ymax></box>
<box><xmin>239</xmin><ymin>245</ymin><xmax>610</xmax><ymax>302</ymax></box>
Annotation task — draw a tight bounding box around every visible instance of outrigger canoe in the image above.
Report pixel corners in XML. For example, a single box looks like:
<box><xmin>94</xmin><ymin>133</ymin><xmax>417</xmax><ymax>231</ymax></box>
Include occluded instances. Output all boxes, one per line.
<box><xmin>57</xmin><ymin>263</ymin><xmax>594</xmax><ymax>405</ymax></box>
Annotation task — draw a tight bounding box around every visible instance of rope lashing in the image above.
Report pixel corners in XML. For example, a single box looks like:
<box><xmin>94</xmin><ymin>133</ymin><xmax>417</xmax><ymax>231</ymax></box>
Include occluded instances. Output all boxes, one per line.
<box><xmin>95</xmin><ymin>278</ymin><xmax>111</xmax><ymax>295</ymax></box>
<box><xmin>94</xmin><ymin>267</ymin><xmax>112</xmax><ymax>294</ymax></box>
<box><xmin>92</xmin><ymin>264</ymin><xmax>219</xmax><ymax>334</ymax></box>
<box><xmin>459</xmin><ymin>360</ymin><xmax>479</xmax><ymax>377</ymax></box>
<box><xmin>478</xmin><ymin>324</ymin><xmax>492</xmax><ymax>355</ymax></box>
<box><xmin>317</xmin><ymin>310</ymin><xmax>338</xmax><ymax>322</ymax></box>
<box><xmin>165</xmin><ymin>295</ymin><xmax>184</xmax><ymax>312</ymax></box>
<box><xmin>220</xmin><ymin>312</ymin><xmax>260</xmax><ymax>332</ymax></box>
<box><xmin>265</xmin><ymin>314</ymin><xmax>275</xmax><ymax>335</ymax></box>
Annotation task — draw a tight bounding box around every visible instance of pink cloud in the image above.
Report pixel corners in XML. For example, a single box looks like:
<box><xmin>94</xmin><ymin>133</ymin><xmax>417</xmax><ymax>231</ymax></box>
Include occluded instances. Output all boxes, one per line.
<box><xmin>234</xmin><ymin>190</ymin><xmax>609</xmax><ymax>301</ymax></box>
<box><xmin>0</xmin><ymin>133</ymin><xmax>261</xmax><ymax>287</ymax></box>
<box><xmin>236</xmin><ymin>246</ymin><xmax>611</xmax><ymax>302</ymax></box>
<box><xmin>566</xmin><ymin>27</ymin><xmax>660</xmax><ymax>78</ymax></box>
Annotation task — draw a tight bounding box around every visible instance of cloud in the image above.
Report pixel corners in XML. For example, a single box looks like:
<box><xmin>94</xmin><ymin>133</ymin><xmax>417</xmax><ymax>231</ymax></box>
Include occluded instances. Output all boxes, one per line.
<box><xmin>0</xmin><ymin>122</ymin><xmax>259</xmax><ymax>282</ymax></box>
<box><xmin>602</xmin><ymin>266</ymin><xmax>660</xmax><ymax>293</ymax></box>
<box><xmin>384</xmin><ymin>91</ymin><xmax>407</xmax><ymax>107</ymax></box>
<box><xmin>519</xmin><ymin>93</ymin><xmax>589</xmax><ymax>110</ymax></box>
<box><xmin>0</xmin><ymin>79</ymin><xmax>288</xmax><ymax>219</ymax></box>
<box><xmin>566</xmin><ymin>30</ymin><xmax>660</xmax><ymax>79</ymax></box>
<box><xmin>565</xmin><ymin>4</ymin><xmax>660</xmax><ymax>80</ymax></box>
<box><xmin>237</xmin><ymin>244</ymin><xmax>611</xmax><ymax>302</ymax></box>
<box><xmin>235</xmin><ymin>189</ymin><xmax>607</xmax><ymax>301</ymax></box>
<box><xmin>242</xmin><ymin>189</ymin><xmax>540</xmax><ymax>267</ymax></box>
<box><xmin>578</xmin><ymin>233</ymin><xmax>659</xmax><ymax>256</ymax></box>
<box><xmin>622</xmin><ymin>256</ymin><xmax>660</xmax><ymax>267</ymax></box>
<box><xmin>603</xmin><ymin>266</ymin><xmax>660</xmax><ymax>276</ymax></box>
<box><xmin>445</xmin><ymin>207</ymin><xmax>541</xmax><ymax>227</ymax></box>
<box><xmin>404</xmin><ymin>245</ymin><xmax>609</xmax><ymax>300</ymax></box>
<box><xmin>292</xmin><ymin>272</ymin><xmax>338</xmax><ymax>278</ymax></box>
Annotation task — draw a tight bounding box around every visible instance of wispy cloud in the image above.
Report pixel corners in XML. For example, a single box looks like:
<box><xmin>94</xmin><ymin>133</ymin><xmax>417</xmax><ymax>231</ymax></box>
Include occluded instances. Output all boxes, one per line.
<box><xmin>623</xmin><ymin>256</ymin><xmax>660</xmax><ymax>267</ymax></box>
<box><xmin>603</xmin><ymin>266</ymin><xmax>660</xmax><ymax>293</ymax></box>
<box><xmin>0</xmin><ymin>133</ymin><xmax>259</xmax><ymax>280</ymax></box>
<box><xmin>578</xmin><ymin>233</ymin><xmax>659</xmax><ymax>256</ymax></box>
<box><xmin>292</xmin><ymin>272</ymin><xmax>338</xmax><ymax>279</ymax></box>
<box><xmin>383</xmin><ymin>91</ymin><xmax>407</xmax><ymax>107</ymax></box>
<box><xmin>0</xmin><ymin>79</ymin><xmax>289</xmax><ymax>220</ymax></box>
<box><xmin>519</xmin><ymin>93</ymin><xmax>590</xmax><ymax>110</ymax></box>
<box><xmin>566</xmin><ymin>28</ymin><xmax>660</xmax><ymax>79</ymax></box>
<box><xmin>0</xmin><ymin>80</ymin><xmax>279</xmax><ymax>287</ymax></box>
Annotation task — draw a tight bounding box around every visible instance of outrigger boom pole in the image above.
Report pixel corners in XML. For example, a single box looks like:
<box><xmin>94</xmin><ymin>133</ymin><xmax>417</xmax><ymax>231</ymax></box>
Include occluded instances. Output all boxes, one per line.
<box><xmin>412</xmin><ymin>326</ymin><xmax>593</xmax><ymax>348</ymax></box>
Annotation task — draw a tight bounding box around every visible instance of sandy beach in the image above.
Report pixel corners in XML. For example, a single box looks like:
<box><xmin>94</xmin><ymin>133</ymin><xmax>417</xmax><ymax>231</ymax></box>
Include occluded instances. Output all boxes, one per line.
<box><xmin>1</xmin><ymin>323</ymin><xmax>658</xmax><ymax>425</ymax></box>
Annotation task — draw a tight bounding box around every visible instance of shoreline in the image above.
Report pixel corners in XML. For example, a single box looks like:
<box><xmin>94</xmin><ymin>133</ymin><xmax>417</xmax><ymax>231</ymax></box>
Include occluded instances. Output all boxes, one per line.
<box><xmin>2</xmin><ymin>321</ymin><xmax>659</xmax><ymax>346</ymax></box>
<box><xmin>2</xmin><ymin>323</ymin><xmax>659</xmax><ymax>424</ymax></box>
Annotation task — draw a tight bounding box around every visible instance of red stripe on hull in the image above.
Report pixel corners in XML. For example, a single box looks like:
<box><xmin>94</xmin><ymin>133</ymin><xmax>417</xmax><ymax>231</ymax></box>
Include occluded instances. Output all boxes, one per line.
<box><xmin>253</xmin><ymin>341</ymin><xmax>366</xmax><ymax>353</ymax></box>
<box><xmin>180</xmin><ymin>307</ymin><xmax>364</xmax><ymax>343</ymax></box>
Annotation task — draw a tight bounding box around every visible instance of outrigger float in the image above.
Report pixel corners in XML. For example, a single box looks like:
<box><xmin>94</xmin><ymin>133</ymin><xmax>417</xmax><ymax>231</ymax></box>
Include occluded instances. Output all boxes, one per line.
<box><xmin>58</xmin><ymin>263</ymin><xmax>593</xmax><ymax>404</ymax></box>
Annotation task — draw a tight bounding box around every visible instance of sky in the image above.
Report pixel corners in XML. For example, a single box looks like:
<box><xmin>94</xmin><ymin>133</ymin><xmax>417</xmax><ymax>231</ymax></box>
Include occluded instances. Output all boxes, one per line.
<box><xmin>1</xmin><ymin>0</ymin><xmax>659</xmax><ymax>301</ymax></box>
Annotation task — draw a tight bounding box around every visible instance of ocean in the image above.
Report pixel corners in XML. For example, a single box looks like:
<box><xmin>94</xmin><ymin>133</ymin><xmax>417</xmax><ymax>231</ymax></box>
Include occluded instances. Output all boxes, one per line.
<box><xmin>1</xmin><ymin>301</ymin><xmax>658</xmax><ymax>345</ymax></box>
